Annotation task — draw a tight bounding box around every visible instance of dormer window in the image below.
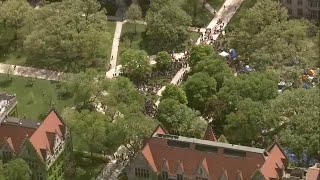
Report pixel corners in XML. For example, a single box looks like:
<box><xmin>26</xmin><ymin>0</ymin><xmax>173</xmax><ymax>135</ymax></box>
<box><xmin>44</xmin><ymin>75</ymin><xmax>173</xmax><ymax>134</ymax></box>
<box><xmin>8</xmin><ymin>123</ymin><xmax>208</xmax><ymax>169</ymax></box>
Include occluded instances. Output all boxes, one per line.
<box><xmin>177</xmin><ymin>174</ymin><xmax>183</xmax><ymax>180</ymax></box>
<box><xmin>161</xmin><ymin>171</ymin><xmax>168</xmax><ymax>179</ymax></box>
<box><xmin>196</xmin><ymin>177</ymin><xmax>208</xmax><ymax>180</ymax></box>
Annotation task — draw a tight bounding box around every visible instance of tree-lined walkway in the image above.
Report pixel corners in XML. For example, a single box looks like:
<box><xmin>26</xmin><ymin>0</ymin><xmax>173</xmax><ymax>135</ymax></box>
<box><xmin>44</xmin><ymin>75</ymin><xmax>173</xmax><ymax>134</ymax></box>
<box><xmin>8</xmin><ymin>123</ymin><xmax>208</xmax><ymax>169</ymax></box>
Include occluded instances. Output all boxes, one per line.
<box><xmin>155</xmin><ymin>0</ymin><xmax>244</xmax><ymax>104</ymax></box>
<box><xmin>0</xmin><ymin>63</ymin><xmax>65</xmax><ymax>81</ymax></box>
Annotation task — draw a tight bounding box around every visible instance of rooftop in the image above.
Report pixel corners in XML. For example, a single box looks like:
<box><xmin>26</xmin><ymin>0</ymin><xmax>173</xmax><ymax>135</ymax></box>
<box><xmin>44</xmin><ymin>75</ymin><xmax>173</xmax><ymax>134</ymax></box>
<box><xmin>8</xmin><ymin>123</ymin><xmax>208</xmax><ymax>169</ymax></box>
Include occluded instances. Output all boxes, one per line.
<box><xmin>0</xmin><ymin>92</ymin><xmax>17</xmax><ymax>123</ymax></box>
<box><xmin>154</xmin><ymin>133</ymin><xmax>265</xmax><ymax>154</ymax></box>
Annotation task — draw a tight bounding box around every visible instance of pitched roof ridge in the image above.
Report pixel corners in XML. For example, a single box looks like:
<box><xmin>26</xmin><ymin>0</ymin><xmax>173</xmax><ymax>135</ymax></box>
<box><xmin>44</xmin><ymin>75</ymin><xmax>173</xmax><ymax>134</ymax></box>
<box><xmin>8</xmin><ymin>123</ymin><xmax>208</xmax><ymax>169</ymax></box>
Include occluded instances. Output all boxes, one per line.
<box><xmin>250</xmin><ymin>164</ymin><xmax>262</xmax><ymax>179</ymax></box>
<box><xmin>200</xmin><ymin>157</ymin><xmax>209</xmax><ymax>174</ymax></box>
<box><xmin>5</xmin><ymin>137</ymin><xmax>14</xmax><ymax>152</ymax></box>
<box><xmin>151</xmin><ymin>124</ymin><xmax>168</xmax><ymax>137</ymax></box>
<box><xmin>203</xmin><ymin>124</ymin><xmax>217</xmax><ymax>142</ymax></box>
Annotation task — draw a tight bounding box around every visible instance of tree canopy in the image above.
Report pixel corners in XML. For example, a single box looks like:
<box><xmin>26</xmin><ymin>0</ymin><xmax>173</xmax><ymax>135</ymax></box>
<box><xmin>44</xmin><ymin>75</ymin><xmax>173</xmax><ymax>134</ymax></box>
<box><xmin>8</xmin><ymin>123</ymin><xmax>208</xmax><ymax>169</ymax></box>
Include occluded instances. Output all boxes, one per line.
<box><xmin>3</xmin><ymin>159</ymin><xmax>31</xmax><ymax>180</ymax></box>
<box><xmin>217</xmin><ymin>72</ymin><xmax>278</xmax><ymax>105</ymax></box>
<box><xmin>184</xmin><ymin>72</ymin><xmax>217</xmax><ymax>112</ymax></box>
<box><xmin>156</xmin><ymin>99</ymin><xmax>206</xmax><ymax>138</ymax></box>
<box><xmin>161</xmin><ymin>84</ymin><xmax>187</xmax><ymax>104</ymax></box>
<box><xmin>265</xmin><ymin>88</ymin><xmax>320</xmax><ymax>165</ymax></box>
<box><xmin>121</xmin><ymin>48</ymin><xmax>152</xmax><ymax>80</ymax></box>
<box><xmin>145</xmin><ymin>0</ymin><xmax>191</xmax><ymax>52</ymax></box>
<box><xmin>23</xmin><ymin>0</ymin><xmax>112</xmax><ymax>72</ymax></box>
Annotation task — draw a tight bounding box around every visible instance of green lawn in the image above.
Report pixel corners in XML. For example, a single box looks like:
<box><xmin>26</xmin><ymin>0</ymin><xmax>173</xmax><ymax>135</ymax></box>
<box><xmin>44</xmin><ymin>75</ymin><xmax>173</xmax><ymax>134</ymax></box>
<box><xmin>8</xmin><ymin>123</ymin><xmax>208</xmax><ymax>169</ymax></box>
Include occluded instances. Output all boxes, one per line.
<box><xmin>207</xmin><ymin>0</ymin><xmax>225</xmax><ymax>10</ymax></box>
<box><xmin>226</xmin><ymin>0</ymin><xmax>257</xmax><ymax>30</ymax></box>
<box><xmin>65</xmin><ymin>151</ymin><xmax>107</xmax><ymax>180</ymax></box>
<box><xmin>0</xmin><ymin>21</ymin><xmax>116</xmax><ymax>73</ymax></box>
<box><xmin>118</xmin><ymin>23</ymin><xmax>147</xmax><ymax>63</ymax></box>
<box><xmin>176</xmin><ymin>0</ymin><xmax>214</xmax><ymax>27</ymax></box>
<box><xmin>0</xmin><ymin>74</ymin><xmax>74</xmax><ymax>120</ymax></box>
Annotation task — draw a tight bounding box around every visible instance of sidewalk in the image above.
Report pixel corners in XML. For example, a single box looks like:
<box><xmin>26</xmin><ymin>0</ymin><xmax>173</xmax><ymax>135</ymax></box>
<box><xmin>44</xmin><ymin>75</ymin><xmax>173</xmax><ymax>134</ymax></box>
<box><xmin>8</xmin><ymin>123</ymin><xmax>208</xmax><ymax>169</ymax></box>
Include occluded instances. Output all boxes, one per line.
<box><xmin>156</xmin><ymin>0</ymin><xmax>244</xmax><ymax>100</ymax></box>
<box><xmin>96</xmin><ymin>145</ymin><xmax>129</xmax><ymax>180</ymax></box>
<box><xmin>0</xmin><ymin>63</ymin><xmax>65</xmax><ymax>81</ymax></box>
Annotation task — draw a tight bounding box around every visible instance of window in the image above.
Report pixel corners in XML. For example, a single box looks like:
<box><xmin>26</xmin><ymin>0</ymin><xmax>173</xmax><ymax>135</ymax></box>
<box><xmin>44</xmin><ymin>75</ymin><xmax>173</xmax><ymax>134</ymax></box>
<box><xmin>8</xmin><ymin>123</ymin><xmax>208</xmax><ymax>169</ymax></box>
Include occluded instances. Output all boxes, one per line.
<box><xmin>167</xmin><ymin>140</ymin><xmax>190</xmax><ymax>149</ymax></box>
<box><xmin>28</xmin><ymin>160</ymin><xmax>38</xmax><ymax>169</ymax></box>
<box><xmin>196</xmin><ymin>177</ymin><xmax>208</xmax><ymax>180</ymax></box>
<box><xmin>37</xmin><ymin>173</ymin><xmax>43</xmax><ymax>180</ymax></box>
<box><xmin>298</xmin><ymin>8</ymin><xmax>303</xmax><ymax>16</ymax></box>
<box><xmin>161</xmin><ymin>172</ymin><xmax>168</xmax><ymax>179</ymax></box>
<box><xmin>2</xmin><ymin>151</ymin><xmax>12</xmax><ymax>161</ymax></box>
<box><xmin>287</xmin><ymin>8</ymin><xmax>292</xmax><ymax>15</ymax></box>
<box><xmin>195</xmin><ymin>144</ymin><xmax>218</xmax><ymax>153</ymax></box>
<box><xmin>286</xmin><ymin>0</ymin><xmax>291</xmax><ymax>4</ymax></box>
<box><xmin>223</xmin><ymin>149</ymin><xmax>246</xmax><ymax>157</ymax></box>
<box><xmin>135</xmin><ymin>168</ymin><xmax>149</xmax><ymax>178</ymax></box>
<box><xmin>177</xmin><ymin>174</ymin><xmax>183</xmax><ymax>180</ymax></box>
<box><xmin>298</xmin><ymin>0</ymin><xmax>302</xmax><ymax>5</ymax></box>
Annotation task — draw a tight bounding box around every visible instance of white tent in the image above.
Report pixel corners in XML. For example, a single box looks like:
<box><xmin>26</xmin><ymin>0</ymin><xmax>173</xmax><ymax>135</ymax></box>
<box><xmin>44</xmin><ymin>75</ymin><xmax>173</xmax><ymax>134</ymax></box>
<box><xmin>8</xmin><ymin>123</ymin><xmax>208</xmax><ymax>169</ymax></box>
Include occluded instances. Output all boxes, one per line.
<box><xmin>219</xmin><ymin>51</ymin><xmax>229</xmax><ymax>57</ymax></box>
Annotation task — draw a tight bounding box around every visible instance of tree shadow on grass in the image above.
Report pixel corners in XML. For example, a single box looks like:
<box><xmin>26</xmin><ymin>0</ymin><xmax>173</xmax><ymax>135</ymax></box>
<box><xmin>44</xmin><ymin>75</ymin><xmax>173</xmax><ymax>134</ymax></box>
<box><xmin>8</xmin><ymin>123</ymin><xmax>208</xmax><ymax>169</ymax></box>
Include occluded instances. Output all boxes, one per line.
<box><xmin>0</xmin><ymin>79</ymin><xmax>13</xmax><ymax>88</ymax></box>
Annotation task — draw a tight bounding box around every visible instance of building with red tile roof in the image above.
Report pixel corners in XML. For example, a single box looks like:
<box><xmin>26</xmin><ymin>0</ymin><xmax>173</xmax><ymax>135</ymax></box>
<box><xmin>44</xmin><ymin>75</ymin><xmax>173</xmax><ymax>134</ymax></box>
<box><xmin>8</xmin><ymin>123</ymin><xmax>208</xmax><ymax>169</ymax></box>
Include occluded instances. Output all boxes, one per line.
<box><xmin>203</xmin><ymin>124</ymin><xmax>217</xmax><ymax>142</ymax></box>
<box><xmin>127</xmin><ymin>127</ymin><xmax>288</xmax><ymax>180</ymax></box>
<box><xmin>0</xmin><ymin>107</ymin><xmax>72</xmax><ymax>180</ymax></box>
<box><xmin>306</xmin><ymin>163</ymin><xmax>320</xmax><ymax>180</ymax></box>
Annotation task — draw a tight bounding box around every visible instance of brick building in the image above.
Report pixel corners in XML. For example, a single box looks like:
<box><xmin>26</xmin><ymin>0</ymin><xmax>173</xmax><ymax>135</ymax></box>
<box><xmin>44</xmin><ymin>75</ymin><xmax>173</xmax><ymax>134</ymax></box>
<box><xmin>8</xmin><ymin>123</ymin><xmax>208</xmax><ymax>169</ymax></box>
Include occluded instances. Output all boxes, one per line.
<box><xmin>0</xmin><ymin>92</ymin><xmax>72</xmax><ymax>180</ymax></box>
<box><xmin>127</xmin><ymin>125</ymin><xmax>288</xmax><ymax>180</ymax></box>
<box><xmin>280</xmin><ymin>0</ymin><xmax>320</xmax><ymax>20</ymax></box>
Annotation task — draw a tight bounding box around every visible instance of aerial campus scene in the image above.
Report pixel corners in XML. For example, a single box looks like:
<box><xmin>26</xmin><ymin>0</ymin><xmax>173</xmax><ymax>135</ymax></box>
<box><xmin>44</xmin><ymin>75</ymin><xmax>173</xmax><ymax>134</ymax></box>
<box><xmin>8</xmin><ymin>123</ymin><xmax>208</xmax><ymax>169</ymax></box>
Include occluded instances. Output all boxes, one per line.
<box><xmin>0</xmin><ymin>0</ymin><xmax>319</xmax><ymax>179</ymax></box>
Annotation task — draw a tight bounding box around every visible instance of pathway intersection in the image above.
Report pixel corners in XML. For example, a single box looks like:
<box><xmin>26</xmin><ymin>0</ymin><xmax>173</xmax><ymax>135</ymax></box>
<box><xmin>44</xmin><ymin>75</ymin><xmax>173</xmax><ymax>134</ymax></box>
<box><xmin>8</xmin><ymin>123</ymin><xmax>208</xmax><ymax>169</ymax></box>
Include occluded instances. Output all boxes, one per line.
<box><xmin>97</xmin><ymin>0</ymin><xmax>244</xmax><ymax>179</ymax></box>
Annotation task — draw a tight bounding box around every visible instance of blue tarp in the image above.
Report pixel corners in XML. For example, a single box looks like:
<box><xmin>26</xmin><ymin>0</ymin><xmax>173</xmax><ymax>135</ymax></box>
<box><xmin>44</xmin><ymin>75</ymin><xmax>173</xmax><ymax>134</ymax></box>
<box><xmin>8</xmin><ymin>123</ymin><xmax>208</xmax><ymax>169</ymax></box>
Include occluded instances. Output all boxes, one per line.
<box><xmin>229</xmin><ymin>49</ymin><xmax>238</xmax><ymax>59</ymax></box>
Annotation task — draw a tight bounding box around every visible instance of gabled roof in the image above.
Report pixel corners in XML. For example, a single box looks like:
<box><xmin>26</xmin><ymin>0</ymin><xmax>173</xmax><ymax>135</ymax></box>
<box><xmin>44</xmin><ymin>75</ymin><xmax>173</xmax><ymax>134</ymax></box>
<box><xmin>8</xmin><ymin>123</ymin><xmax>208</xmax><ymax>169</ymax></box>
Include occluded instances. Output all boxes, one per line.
<box><xmin>261</xmin><ymin>142</ymin><xmax>287</xmax><ymax>179</ymax></box>
<box><xmin>139</xmin><ymin>131</ymin><xmax>288</xmax><ymax>179</ymax></box>
<box><xmin>29</xmin><ymin>110</ymin><xmax>65</xmax><ymax>160</ymax></box>
<box><xmin>151</xmin><ymin>124</ymin><xmax>168</xmax><ymax>136</ymax></box>
<box><xmin>203</xmin><ymin>124</ymin><xmax>217</xmax><ymax>142</ymax></box>
<box><xmin>306</xmin><ymin>163</ymin><xmax>320</xmax><ymax>180</ymax></box>
<box><xmin>0</xmin><ymin>120</ymin><xmax>37</xmax><ymax>153</ymax></box>
<box><xmin>142</xmin><ymin>136</ymin><xmax>266</xmax><ymax>178</ymax></box>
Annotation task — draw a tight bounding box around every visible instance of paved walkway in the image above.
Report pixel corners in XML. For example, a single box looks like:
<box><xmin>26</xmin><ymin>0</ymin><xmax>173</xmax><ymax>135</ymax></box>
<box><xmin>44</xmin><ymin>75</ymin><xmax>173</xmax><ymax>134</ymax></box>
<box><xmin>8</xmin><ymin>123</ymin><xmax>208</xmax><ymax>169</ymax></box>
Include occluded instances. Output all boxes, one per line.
<box><xmin>156</xmin><ymin>0</ymin><xmax>244</xmax><ymax>103</ymax></box>
<box><xmin>0</xmin><ymin>63</ymin><xmax>65</xmax><ymax>81</ymax></box>
<box><xmin>109</xmin><ymin>21</ymin><xmax>123</xmax><ymax>69</ymax></box>
<box><xmin>96</xmin><ymin>145</ymin><xmax>129</xmax><ymax>180</ymax></box>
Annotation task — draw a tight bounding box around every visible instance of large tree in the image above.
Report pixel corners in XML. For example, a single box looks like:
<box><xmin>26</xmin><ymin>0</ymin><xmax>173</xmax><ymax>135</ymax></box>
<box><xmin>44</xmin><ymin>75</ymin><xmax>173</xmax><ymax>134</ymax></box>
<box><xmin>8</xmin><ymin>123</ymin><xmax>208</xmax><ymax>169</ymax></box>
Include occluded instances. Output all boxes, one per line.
<box><xmin>218</xmin><ymin>72</ymin><xmax>278</xmax><ymax>105</ymax></box>
<box><xmin>64</xmin><ymin>69</ymin><xmax>105</xmax><ymax>110</ymax></box>
<box><xmin>145</xmin><ymin>0</ymin><xmax>191</xmax><ymax>52</ymax></box>
<box><xmin>161</xmin><ymin>84</ymin><xmax>187</xmax><ymax>104</ymax></box>
<box><xmin>126</xmin><ymin>3</ymin><xmax>143</xmax><ymax>33</ymax></box>
<box><xmin>224</xmin><ymin>98</ymin><xmax>265</xmax><ymax>147</ymax></box>
<box><xmin>0</xmin><ymin>161</ymin><xmax>5</xmax><ymax>180</ymax></box>
<box><xmin>193</xmin><ymin>57</ymin><xmax>233</xmax><ymax>90</ymax></box>
<box><xmin>106</xmin><ymin>113</ymin><xmax>157</xmax><ymax>156</ymax></box>
<box><xmin>184</xmin><ymin>72</ymin><xmax>217</xmax><ymax>112</ymax></box>
<box><xmin>120</xmin><ymin>48</ymin><xmax>152</xmax><ymax>80</ymax></box>
<box><xmin>63</xmin><ymin>109</ymin><xmax>110</xmax><ymax>161</ymax></box>
<box><xmin>156</xmin><ymin>99</ymin><xmax>206</xmax><ymax>138</ymax></box>
<box><xmin>23</xmin><ymin>0</ymin><xmax>112</xmax><ymax>72</ymax></box>
<box><xmin>265</xmin><ymin>88</ymin><xmax>320</xmax><ymax>166</ymax></box>
<box><xmin>0</xmin><ymin>0</ymin><xmax>33</xmax><ymax>40</ymax></box>
<box><xmin>155</xmin><ymin>51</ymin><xmax>172</xmax><ymax>71</ymax></box>
<box><xmin>3</xmin><ymin>158</ymin><xmax>31</xmax><ymax>180</ymax></box>
<box><xmin>189</xmin><ymin>44</ymin><xmax>215</xmax><ymax>67</ymax></box>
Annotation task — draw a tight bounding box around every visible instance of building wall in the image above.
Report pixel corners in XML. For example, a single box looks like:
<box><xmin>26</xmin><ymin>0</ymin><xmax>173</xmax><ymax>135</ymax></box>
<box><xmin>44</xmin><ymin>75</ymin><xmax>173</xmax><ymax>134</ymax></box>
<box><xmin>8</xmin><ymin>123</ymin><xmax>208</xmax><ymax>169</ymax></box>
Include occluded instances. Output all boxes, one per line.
<box><xmin>0</xmin><ymin>140</ymin><xmax>14</xmax><ymax>163</ymax></box>
<box><xmin>19</xmin><ymin>140</ymin><xmax>47</xmax><ymax>180</ymax></box>
<box><xmin>126</xmin><ymin>153</ymin><xmax>158</xmax><ymax>180</ymax></box>
<box><xmin>280</xmin><ymin>0</ymin><xmax>320</xmax><ymax>20</ymax></box>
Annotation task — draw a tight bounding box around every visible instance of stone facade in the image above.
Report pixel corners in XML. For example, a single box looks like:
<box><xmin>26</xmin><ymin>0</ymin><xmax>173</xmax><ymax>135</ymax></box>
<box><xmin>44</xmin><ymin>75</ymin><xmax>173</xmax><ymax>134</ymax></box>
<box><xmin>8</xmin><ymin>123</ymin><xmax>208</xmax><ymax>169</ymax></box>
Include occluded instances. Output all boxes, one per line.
<box><xmin>280</xmin><ymin>0</ymin><xmax>320</xmax><ymax>20</ymax></box>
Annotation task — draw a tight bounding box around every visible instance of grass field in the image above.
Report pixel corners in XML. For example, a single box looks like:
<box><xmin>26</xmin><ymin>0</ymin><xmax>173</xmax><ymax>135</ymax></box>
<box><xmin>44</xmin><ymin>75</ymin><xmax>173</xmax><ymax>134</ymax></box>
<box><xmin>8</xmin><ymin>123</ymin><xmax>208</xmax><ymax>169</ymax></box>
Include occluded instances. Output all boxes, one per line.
<box><xmin>226</xmin><ymin>0</ymin><xmax>257</xmax><ymax>30</ymax></box>
<box><xmin>0</xmin><ymin>74</ymin><xmax>74</xmax><ymax>120</ymax></box>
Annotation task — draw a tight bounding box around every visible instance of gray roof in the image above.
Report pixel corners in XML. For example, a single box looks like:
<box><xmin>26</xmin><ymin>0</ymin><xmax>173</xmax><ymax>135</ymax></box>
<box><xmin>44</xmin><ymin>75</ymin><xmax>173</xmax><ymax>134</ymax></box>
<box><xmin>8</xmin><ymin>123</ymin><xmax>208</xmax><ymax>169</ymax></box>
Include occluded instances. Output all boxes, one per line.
<box><xmin>3</xmin><ymin>117</ymin><xmax>40</xmax><ymax>129</ymax></box>
<box><xmin>0</xmin><ymin>92</ymin><xmax>17</xmax><ymax>122</ymax></box>
<box><xmin>154</xmin><ymin>133</ymin><xmax>265</xmax><ymax>154</ymax></box>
